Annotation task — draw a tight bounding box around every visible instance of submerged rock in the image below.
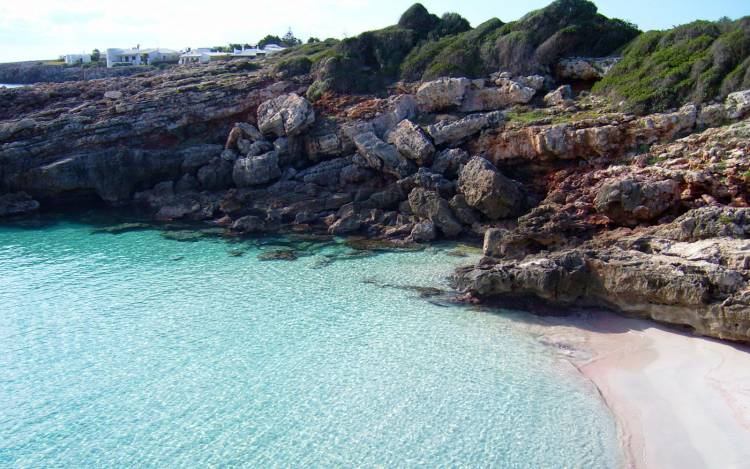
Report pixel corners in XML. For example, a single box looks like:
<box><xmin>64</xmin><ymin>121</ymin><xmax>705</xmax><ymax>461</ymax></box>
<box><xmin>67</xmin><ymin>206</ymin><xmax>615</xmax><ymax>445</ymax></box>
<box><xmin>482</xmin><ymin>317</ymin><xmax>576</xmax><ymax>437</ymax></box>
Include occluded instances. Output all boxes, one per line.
<box><xmin>0</xmin><ymin>192</ymin><xmax>40</xmax><ymax>217</ymax></box>
<box><xmin>258</xmin><ymin>249</ymin><xmax>299</xmax><ymax>261</ymax></box>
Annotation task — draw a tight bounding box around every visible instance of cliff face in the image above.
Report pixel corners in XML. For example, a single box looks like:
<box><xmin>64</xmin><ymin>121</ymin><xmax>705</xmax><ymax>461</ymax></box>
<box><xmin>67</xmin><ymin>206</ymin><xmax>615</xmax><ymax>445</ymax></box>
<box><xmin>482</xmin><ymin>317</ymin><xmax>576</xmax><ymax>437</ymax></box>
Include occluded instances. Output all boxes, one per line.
<box><xmin>0</xmin><ymin>63</ymin><xmax>301</xmax><ymax>204</ymax></box>
<box><xmin>1</xmin><ymin>52</ymin><xmax>749</xmax><ymax>342</ymax></box>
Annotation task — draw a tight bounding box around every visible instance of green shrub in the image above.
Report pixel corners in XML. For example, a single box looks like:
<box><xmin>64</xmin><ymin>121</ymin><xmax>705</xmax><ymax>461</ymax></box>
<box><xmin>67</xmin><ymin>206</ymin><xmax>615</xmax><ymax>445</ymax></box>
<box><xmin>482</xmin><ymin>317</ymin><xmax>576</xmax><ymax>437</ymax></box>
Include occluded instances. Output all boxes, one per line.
<box><xmin>398</xmin><ymin>3</ymin><xmax>440</xmax><ymax>38</ymax></box>
<box><xmin>594</xmin><ymin>17</ymin><xmax>750</xmax><ymax>113</ymax></box>
<box><xmin>274</xmin><ymin>56</ymin><xmax>312</xmax><ymax>76</ymax></box>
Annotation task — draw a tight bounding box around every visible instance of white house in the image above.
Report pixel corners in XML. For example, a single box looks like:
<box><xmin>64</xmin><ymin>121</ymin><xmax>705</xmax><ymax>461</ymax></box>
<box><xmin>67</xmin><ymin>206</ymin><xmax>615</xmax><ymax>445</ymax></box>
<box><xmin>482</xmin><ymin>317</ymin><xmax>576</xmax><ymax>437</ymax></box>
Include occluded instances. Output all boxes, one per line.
<box><xmin>178</xmin><ymin>44</ymin><xmax>287</xmax><ymax>66</ymax></box>
<box><xmin>64</xmin><ymin>54</ymin><xmax>91</xmax><ymax>65</ymax></box>
<box><xmin>262</xmin><ymin>44</ymin><xmax>286</xmax><ymax>54</ymax></box>
<box><xmin>106</xmin><ymin>46</ymin><xmax>181</xmax><ymax>67</ymax></box>
<box><xmin>179</xmin><ymin>48</ymin><xmax>230</xmax><ymax>65</ymax></box>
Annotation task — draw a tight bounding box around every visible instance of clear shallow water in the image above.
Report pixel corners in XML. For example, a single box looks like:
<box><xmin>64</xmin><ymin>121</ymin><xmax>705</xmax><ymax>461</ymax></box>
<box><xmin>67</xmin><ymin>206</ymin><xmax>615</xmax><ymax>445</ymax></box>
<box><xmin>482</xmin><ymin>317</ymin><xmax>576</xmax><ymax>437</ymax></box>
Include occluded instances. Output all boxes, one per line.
<box><xmin>0</xmin><ymin>214</ymin><xmax>622</xmax><ymax>468</ymax></box>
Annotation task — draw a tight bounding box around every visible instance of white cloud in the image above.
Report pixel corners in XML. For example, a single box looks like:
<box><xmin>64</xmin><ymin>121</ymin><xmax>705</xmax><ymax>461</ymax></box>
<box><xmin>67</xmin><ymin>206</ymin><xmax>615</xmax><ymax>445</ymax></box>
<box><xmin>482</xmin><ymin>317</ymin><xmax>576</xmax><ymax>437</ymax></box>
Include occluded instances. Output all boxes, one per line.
<box><xmin>0</xmin><ymin>0</ymin><xmax>391</xmax><ymax>61</ymax></box>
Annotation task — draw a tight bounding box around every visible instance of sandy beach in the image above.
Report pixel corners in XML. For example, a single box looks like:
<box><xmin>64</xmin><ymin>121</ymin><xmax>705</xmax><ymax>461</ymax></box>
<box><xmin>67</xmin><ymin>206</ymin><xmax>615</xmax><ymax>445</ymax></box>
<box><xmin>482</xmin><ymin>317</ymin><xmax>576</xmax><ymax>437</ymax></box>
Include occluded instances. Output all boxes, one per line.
<box><xmin>529</xmin><ymin>312</ymin><xmax>750</xmax><ymax>469</ymax></box>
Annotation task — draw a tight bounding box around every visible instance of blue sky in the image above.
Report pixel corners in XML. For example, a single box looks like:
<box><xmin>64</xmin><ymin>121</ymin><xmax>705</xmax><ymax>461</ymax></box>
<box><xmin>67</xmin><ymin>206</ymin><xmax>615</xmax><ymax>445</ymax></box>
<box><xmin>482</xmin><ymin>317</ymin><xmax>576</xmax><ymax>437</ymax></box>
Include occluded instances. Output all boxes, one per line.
<box><xmin>0</xmin><ymin>0</ymin><xmax>747</xmax><ymax>63</ymax></box>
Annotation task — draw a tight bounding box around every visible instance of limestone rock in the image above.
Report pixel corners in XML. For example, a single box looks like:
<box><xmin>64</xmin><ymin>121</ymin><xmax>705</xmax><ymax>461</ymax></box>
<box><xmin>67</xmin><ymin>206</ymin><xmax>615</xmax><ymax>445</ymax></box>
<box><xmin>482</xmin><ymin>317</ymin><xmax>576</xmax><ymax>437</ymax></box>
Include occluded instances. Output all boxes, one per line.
<box><xmin>232</xmin><ymin>151</ymin><xmax>281</xmax><ymax>187</ymax></box>
<box><xmin>372</xmin><ymin>94</ymin><xmax>418</xmax><ymax>137</ymax></box>
<box><xmin>726</xmin><ymin>89</ymin><xmax>750</xmax><ymax>120</ymax></box>
<box><xmin>197</xmin><ymin>159</ymin><xmax>233</xmax><ymax>190</ymax></box>
<box><xmin>0</xmin><ymin>192</ymin><xmax>40</xmax><ymax>217</ymax></box>
<box><xmin>398</xmin><ymin>168</ymin><xmax>454</xmax><ymax>199</ymax></box>
<box><xmin>453</xmin><ymin>234</ymin><xmax>750</xmax><ymax>343</ymax></box>
<box><xmin>482</xmin><ymin>228</ymin><xmax>506</xmax><ymax>257</ymax></box>
<box><xmin>457</xmin><ymin>156</ymin><xmax>523</xmax><ymax>220</ymax></box>
<box><xmin>231</xmin><ymin>215</ymin><xmax>267</xmax><ymax>233</ymax></box>
<box><xmin>594</xmin><ymin>176</ymin><xmax>681</xmax><ymax>224</ymax></box>
<box><xmin>544</xmin><ymin>85</ymin><xmax>573</xmax><ymax>107</ymax></box>
<box><xmin>409</xmin><ymin>220</ymin><xmax>437</xmax><ymax>243</ymax></box>
<box><xmin>460</xmin><ymin>82</ymin><xmax>536</xmax><ymax>112</ymax></box>
<box><xmin>431</xmin><ymin>149</ymin><xmax>469</xmax><ymax>179</ymax></box>
<box><xmin>353</xmin><ymin>132</ymin><xmax>416</xmax><ymax>179</ymax></box>
<box><xmin>408</xmin><ymin>188</ymin><xmax>462</xmax><ymax>238</ymax></box>
<box><xmin>450</xmin><ymin>194</ymin><xmax>481</xmax><ymax>226</ymax></box>
<box><xmin>387</xmin><ymin>119</ymin><xmax>435</xmax><ymax>166</ymax></box>
<box><xmin>427</xmin><ymin>111</ymin><xmax>504</xmax><ymax>145</ymax></box>
<box><xmin>257</xmin><ymin>93</ymin><xmax>315</xmax><ymax>137</ymax></box>
<box><xmin>416</xmin><ymin>77</ymin><xmax>470</xmax><ymax>112</ymax></box>
<box><xmin>328</xmin><ymin>204</ymin><xmax>363</xmax><ymax>235</ymax></box>
<box><xmin>556</xmin><ymin>57</ymin><xmax>620</xmax><ymax>81</ymax></box>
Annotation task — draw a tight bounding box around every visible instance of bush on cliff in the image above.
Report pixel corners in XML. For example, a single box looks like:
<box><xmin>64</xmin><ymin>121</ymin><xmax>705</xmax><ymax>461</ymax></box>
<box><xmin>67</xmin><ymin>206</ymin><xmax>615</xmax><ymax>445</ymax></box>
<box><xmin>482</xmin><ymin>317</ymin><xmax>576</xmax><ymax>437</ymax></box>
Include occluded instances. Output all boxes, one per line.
<box><xmin>594</xmin><ymin>17</ymin><xmax>750</xmax><ymax>113</ymax></box>
<box><xmin>478</xmin><ymin>0</ymin><xmax>639</xmax><ymax>76</ymax></box>
<box><xmin>300</xmin><ymin>0</ymin><xmax>638</xmax><ymax>98</ymax></box>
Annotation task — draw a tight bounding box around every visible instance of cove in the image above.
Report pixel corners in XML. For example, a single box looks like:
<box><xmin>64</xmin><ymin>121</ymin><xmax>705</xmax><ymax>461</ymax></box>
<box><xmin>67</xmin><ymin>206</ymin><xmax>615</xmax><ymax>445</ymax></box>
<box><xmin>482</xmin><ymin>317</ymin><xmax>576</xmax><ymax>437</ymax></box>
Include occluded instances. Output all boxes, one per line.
<box><xmin>0</xmin><ymin>214</ymin><xmax>621</xmax><ymax>468</ymax></box>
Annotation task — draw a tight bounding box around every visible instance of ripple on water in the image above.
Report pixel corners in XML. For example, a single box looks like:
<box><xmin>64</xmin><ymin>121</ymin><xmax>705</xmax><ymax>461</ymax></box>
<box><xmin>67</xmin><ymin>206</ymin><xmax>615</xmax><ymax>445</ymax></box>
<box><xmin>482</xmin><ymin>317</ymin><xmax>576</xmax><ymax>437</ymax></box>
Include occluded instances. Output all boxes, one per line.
<box><xmin>0</xmin><ymin>216</ymin><xmax>622</xmax><ymax>468</ymax></box>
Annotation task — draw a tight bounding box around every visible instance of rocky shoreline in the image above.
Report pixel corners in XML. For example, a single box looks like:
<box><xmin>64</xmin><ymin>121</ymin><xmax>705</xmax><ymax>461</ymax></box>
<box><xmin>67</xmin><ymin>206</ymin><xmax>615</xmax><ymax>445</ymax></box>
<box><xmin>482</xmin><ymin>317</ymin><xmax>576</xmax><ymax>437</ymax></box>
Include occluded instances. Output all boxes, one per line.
<box><xmin>1</xmin><ymin>56</ymin><xmax>749</xmax><ymax>343</ymax></box>
<box><xmin>0</xmin><ymin>61</ymin><xmax>154</xmax><ymax>85</ymax></box>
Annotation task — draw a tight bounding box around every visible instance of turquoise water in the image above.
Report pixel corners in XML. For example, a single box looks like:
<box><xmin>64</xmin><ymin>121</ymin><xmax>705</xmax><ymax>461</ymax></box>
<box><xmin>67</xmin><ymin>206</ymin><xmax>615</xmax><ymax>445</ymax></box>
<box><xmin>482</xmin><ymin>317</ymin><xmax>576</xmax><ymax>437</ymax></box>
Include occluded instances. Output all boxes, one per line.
<box><xmin>0</xmin><ymin>215</ymin><xmax>622</xmax><ymax>468</ymax></box>
<box><xmin>0</xmin><ymin>84</ymin><xmax>24</xmax><ymax>89</ymax></box>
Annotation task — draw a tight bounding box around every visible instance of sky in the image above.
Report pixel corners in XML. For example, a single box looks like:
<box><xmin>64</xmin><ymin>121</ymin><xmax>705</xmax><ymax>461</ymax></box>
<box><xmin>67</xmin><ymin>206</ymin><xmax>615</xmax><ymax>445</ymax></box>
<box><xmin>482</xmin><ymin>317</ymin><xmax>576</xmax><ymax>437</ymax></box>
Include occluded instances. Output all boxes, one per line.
<box><xmin>0</xmin><ymin>0</ymin><xmax>747</xmax><ymax>63</ymax></box>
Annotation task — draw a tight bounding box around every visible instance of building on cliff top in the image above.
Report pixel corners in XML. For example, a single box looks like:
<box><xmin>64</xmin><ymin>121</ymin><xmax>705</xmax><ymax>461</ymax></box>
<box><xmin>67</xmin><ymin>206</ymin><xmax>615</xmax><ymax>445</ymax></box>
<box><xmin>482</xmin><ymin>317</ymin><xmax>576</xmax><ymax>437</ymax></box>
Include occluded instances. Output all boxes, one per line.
<box><xmin>106</xmin><ymin>46</ymin><xmax>180</xmax><ymax>67</ymax></box>
<box><xmin>64</xmin><ymin>54</ymin><xmax>91</xmax><ymax>65</ymax></box>
<box><xmin>178</xmin><ymin>44</ymin><xmax>286</xmax><ymax>65</ymax></box>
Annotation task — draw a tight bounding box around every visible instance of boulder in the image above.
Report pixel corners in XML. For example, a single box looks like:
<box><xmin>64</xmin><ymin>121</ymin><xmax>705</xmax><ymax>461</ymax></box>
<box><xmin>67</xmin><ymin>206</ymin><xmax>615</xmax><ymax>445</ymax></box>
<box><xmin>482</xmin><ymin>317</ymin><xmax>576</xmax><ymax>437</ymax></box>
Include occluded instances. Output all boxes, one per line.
<box><xmin>409</xmin><ymin>220</ymin><xmax>437</xmax><ymax>243</ymax></box>
<box><xmin>0</xmin><ymin>192</ymin><xmax>40</xmax><ymax>217</ymax></box>
<box><xmin>197</xmin><ymin>159</ymin><xmax>233</xmax><ymax>190</ymax></box>
<box><xmin>431</xmin><ymin>148</ymin><xmax>469</xmax><ymax>179</ymax></box>
<box><xmin>372</xmin><ymin>94</ymin><xmax>418</xmax><ymax>137</ymax></box>
<box><xmin>328</xmin><ymin>204</ymin><xmax>363</xmax><ymax>235</ymax></box>
<box><xmin>353</xmin><ymin>131</ymin><xmax>416</xmax><ymax>179</ymax></box>
<box><xmin>408</xmin><ymin>188</ymin><xmax>462</xmax><ymax>238</ymax></box>
<box><xmin>340</xmin><ymin>164</ymin><xmax>373</xmax><ymax>185</ymax></box>
<box><xmin>594</xmin><ymin>176</ymin><xmax>681</xmax><ymax>224</ymax></box>
<box><xmin>515</xmin><ymin>75</ymin><xmax>546</xmax><ymax>91</ymax></box>
<box><xmin>235</xmin><ymin>122</ymin><xmax>263</xmax><ymax>141</ymax></box>
<box><xmin>387</xmin><ymin>119</ymin><xmax>435</xmax><ymax>166</ymax></box>
<box><xmin>232</xmin><ymin>151</ymin><xmax>281</xmax><ymax>187</ymax></box>
<box><xmin>556</xmin><ymin>57</ymin><xmax>620</xmax><ymax>81</ymax></box>
<box><xmin>257</xmin><ymin>93</ymin><xmax>315</xmax><ymax>137</ymax></box>
<box><xmin>457</xmin><ymin>156</ymin><xmax>523</xmax><ymax>220</ymax></box>
<box><xmin>450</xmin><ymin>194</ymin><xmax>481</xmax><ymax>226</ymax></box>
<box><xmin>427</xmin><ymin>111</ymin><xmax>504</xmax><ymax>145</ymax></box>
<box><xmin>483</xmin><ymin>228</ymin><xmax>505</xmax><ymax>257</ymax></box>
<box><xmin>231</xmin><ymin>215</ymin><xmax>267</xmax><ymax>233</ymax></box>
<box><xmin>544</xmin><ymin>85</ymin><xmax>573</xmax><ymax>107</ymax></box>
<box><xmin>294</xmin><ymin>157</ymin><xmax>350</xmax><ymax>187</ymax></box>
<box><xmin>460</xmin><ymin>82</ymin><xmax>536</xmax><ymax>112</ymax></box>
<box><xmin>416</xmin><ymin>77</ymin><xmax>470</xmax><ymax>112</ymax></box>
<box><xmin>180</xmin><ymin>145</ymin><xmax>221</xmax><ymax>173</ymax></box>
<box><xmin>398</xmin><ymin>168</ymin><xmax>454</xmax><ymax>199</ymax></box>
<box><xmin>726</xmin><ymin>90</ymin><xmax>750</xmax><ymax>120</ymax></box>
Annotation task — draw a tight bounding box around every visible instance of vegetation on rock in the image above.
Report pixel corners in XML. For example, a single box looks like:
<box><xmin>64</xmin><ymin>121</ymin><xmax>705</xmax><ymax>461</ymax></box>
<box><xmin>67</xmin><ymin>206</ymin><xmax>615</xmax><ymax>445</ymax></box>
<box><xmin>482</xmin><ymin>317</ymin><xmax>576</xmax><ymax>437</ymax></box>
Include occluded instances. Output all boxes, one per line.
<box><xmin>594</xmin><ymin>17</ymin><xmax>750</xmax><ymax>113</ymax></box>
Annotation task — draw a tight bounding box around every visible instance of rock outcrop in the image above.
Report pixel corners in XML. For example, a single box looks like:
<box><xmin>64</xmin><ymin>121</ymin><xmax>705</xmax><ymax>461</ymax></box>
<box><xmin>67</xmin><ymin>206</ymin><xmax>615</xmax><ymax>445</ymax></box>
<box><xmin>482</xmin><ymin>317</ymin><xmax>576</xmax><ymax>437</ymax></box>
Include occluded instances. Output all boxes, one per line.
<box><xmin>454</xmin><ymin>213</ymin><xmax>750</xmax><ymax>342</ymax></box>
<box><xmin>257</xmin><ymin>93</ymin><xmax>316</xmax><ymax>137</ymax></box>
<box><xmin>457</xmin><ymin>157</ymin><xmax>523</xmax><ymax>220</ymax></box>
